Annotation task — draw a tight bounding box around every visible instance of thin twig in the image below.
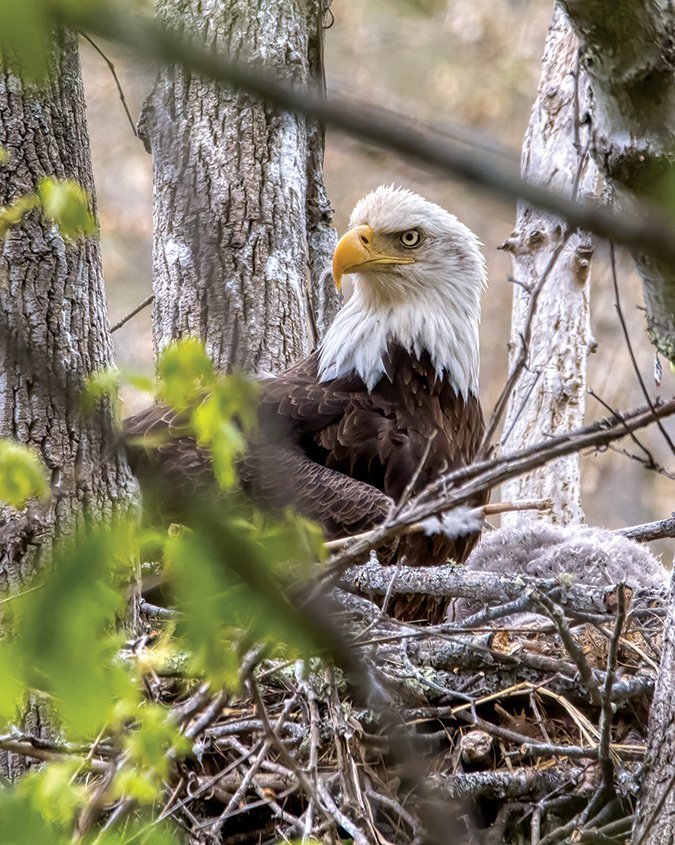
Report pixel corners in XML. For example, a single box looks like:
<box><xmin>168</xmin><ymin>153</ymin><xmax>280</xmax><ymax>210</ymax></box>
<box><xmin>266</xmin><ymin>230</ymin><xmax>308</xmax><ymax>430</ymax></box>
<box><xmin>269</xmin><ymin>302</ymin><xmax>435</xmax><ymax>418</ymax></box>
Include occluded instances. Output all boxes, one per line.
<box><xmin>323</xmin><ymin>498</ymin><xmax>552</xmax><ymax>551</ymax></box>
<box><xmin>533</xmin><ymin>591</ymin><xmax>603</xmax><ymax>706</ymax></box>
<box><xmin>452</xmin><ymin>711</ymin><xmax>599</xmax><ymax>761</ymax></box>
<box><xmin>588</xmin><ymin>388</ymin><xmax>657</xmax><ymax>467</ymax></box>
<box><xmin>481</xmin><ymin>232</ymin><xmax>573</xmax><ymax>454</ymax></box>
<box><xmin>110</xmin><ymin>294</ymin><xmax>154</xmax><ymax>333</ymax></box>
<box><xmin>597</xmin><ymin>585</ymin><xmax>627</xmax><ymax>793</ymax></box>
<box><xmin>609</xmin><ymin>242</ymin><xmax>675</xmax><ymax>455</ymax></box>
<box><xmin>392</xmin><ymin>431</ymin><xmax>437</xmax><ymax>518</ymax></box>
<box><xmin>80</xmin><ymin>32</ymin><xmax>139</xmax><ymax>137</ymax></box>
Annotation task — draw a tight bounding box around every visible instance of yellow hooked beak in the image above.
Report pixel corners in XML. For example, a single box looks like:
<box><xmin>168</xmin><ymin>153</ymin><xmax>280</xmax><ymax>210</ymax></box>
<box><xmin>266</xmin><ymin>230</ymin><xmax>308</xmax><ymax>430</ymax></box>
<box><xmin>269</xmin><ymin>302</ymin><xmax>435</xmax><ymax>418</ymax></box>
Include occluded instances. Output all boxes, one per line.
<box><xmin>332</xmin><ymin>224</ymin><xmax>414</xmax><ymax>289</ymax></box>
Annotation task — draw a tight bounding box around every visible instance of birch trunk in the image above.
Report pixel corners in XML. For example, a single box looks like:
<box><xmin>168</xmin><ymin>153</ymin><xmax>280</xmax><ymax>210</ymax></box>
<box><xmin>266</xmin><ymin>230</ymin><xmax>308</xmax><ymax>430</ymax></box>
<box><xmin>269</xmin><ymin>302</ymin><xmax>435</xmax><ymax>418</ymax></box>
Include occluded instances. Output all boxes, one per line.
<box><xmin>559</xmin><ymin>0</ymin><xmax>675</xmax><ymax>363</ymax></box>
<box><xmin>140</xmin><ymin>0</ymin><xmax>339</xmax><ymax>373</ymax></box>
<box><xmin>0</xmin><ymin>29</ymin><xmax>135</xmax><ymax>777</ymax></box>
<box><xmin>500</xmin><ymin>8</ymin><xmax>597</xmax><ymax>526</ymax></box>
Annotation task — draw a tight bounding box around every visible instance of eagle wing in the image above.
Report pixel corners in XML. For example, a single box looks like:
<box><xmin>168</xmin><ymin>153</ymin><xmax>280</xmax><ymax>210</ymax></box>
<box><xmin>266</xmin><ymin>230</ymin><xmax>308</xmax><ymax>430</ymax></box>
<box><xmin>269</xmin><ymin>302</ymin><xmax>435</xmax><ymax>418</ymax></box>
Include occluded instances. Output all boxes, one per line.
<box><xmin>123</xmin><ymin>353</ymin><xmax>395</xmax><ymax>540</ymax></box>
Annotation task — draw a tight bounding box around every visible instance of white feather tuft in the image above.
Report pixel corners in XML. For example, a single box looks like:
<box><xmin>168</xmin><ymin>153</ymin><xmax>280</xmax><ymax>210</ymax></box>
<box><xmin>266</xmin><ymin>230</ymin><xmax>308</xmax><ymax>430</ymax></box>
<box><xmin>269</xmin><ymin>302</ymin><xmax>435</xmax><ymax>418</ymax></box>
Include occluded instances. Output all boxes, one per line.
<box><xmin>420</xmin><ymin>507</ymin><xmax>484</xmax><ymax>539</ymax></box>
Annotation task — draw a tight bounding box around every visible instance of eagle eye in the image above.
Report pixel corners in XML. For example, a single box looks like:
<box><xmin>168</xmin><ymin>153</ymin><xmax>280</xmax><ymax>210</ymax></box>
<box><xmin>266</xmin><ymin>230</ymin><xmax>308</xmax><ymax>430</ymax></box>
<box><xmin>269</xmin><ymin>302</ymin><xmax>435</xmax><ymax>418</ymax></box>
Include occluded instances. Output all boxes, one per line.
<box><xmin>399</xmin><ymin>229</ymin><xmax>421</xmax><ymax>248</ymax></box>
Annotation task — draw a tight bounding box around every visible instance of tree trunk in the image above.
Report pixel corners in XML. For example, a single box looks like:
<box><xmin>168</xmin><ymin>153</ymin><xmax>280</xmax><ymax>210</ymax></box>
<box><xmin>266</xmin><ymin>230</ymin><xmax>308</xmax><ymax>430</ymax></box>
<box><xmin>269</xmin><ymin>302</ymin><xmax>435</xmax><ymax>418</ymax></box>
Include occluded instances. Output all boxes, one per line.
<box><xmin>559</xmin><ymin>0</ymin><xmax>675</xmax><ymax>362</ymax></box>
<box><xmin>634</xmin><ymin>569</ymin><xmax>675</xmax><ymax>843</ymax></box>
<box><xmin>139</xmin><ymin>0</ymin><xmax>339</xmax><ymax>373</ymax></box>
<box><xmin>0</xmin><ymin>28</ymin><xmax>135</xmax><ymax>776</ymax></box>
<box><xmin>499</xmin><ymin>7</ymin><xmax>597</xmax><ymax>526</ymax></box>
<box><xmin>551</xmin><ymin>6</ymin><xmax>675</xmax><ymax>831</ymax></box>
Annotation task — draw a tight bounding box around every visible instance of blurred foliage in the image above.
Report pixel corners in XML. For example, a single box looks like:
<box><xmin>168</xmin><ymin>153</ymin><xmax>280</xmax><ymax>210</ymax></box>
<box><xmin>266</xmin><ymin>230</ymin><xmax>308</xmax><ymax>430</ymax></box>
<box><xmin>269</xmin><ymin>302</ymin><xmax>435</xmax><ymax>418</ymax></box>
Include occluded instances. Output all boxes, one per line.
<box><xmin>0</xmin><ymin>0</ymin><xmax>152</xmax><ymax>85</ymax></box>
<box><xmin>0</xmin><ymin>192</ymin><xmax>40</xmax><ymax>240</ymax></box>
<box><xmin>0</xmin><ymin>781</ymin><xmax>179</xmax><ymax>844</ymax></box>
<box><xmin>155</xmin><ymin>338</ymin><xmax>261</xmax><ymax>489</ymax></box>
<box><xmin>0</xmin><ymin>440</ymin><xmax>49</xmax><ymax>508</ymax></box>
<box><xmin>0</xmin><ymin>0</ymin><xmax>53</xmax><ymax>83</ymax></box>
<box><xmin>0</xmin><ymin>176</ymin><xmax>96</xmax><ymax>241</ymax></box>
<box><xmin>37</xmin><ymin>177</ymin><xmax>97</xmax><ymax>239</ymax></box>
<box><xmin>0</xmin><ymin>339</ymin><xmax>327</xmax><ymax>840</ymax></box>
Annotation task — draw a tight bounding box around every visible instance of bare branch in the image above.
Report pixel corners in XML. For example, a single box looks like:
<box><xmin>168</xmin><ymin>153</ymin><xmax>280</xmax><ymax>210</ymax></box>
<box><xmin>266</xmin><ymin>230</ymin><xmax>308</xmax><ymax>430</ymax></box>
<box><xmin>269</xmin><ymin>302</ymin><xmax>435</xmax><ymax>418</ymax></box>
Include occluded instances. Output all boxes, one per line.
<box><xmin>56</xmin><ymin>3</ymin><xmax>675</xmax><ymax>267</ymax></box>
<box><xmin>327</xmin><ymin>399</ymin><xmax>675</xmax><ymax>568</ymax></box>
<box><xmin>617</xmin><ymin>514</ymin><xmax>675</xmax><ymax>543</ymax></box>
<box><xmin>110</xmin><ymin>294</ymin><xmax>154</xmax><ymax>333</ymax></box>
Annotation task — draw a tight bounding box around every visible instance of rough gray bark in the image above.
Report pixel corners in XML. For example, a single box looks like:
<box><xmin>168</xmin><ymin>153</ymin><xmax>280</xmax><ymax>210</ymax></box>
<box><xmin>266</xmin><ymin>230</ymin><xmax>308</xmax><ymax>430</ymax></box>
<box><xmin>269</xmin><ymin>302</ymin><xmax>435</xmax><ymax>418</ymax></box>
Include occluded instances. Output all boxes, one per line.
<box><xmin>0</xmin><ymin>29</ymin><xmax>135</xmax><ymax>777</ymax></box>
<box><xmin>0</xmin><ymin>30</ymin><xmax>134</xmax><ymax>577</ymax></box>
<box><xmin>559</xmin><ymin>0</ymin><xmax>675</xmax><ymax>362</ymax></box>
<box><xmin>634</xmin><ymin>569</ymin><xmax>675</xmax><ymax>843</ymax></box>
<box><xmin>500</xmin><ymin>7</ymin><xmax>598</xmax><ymax>525</ymax></box>
<box><xmin>549</xmin><ymin>6</ymin><xmax>675</xmax><ymax>833</ymax></box>
<box><xmin>140</xmin><ymin>0</ymin><xmax>339</xmax><ymax>373</ymax></box>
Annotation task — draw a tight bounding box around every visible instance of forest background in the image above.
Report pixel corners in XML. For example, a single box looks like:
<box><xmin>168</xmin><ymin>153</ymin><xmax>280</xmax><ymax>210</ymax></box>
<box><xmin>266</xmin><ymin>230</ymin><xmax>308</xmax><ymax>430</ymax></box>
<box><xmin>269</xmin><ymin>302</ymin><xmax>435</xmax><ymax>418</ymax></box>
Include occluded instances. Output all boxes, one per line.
<box><xmin>91</xmin><ymin>0</ymin><xmax>674</xmax><ymax>551</ymax></box>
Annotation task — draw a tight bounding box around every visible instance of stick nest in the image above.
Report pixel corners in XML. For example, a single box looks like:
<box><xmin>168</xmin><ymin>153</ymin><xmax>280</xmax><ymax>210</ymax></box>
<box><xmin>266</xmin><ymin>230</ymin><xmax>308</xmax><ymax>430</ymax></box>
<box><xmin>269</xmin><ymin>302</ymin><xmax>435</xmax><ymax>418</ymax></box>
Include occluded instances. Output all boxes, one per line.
<box><xmin>134</xmin><ymin>565</ymin><xmax>665</xmax><ymax>845</ymax></box>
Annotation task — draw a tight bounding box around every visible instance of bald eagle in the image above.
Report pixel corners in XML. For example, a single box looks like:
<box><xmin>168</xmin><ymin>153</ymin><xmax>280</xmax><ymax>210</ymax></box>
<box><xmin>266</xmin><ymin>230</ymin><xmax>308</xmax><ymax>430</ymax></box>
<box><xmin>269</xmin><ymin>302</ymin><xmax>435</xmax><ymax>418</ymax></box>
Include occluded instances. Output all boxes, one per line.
<box><xmin>125</xmin><ymin>186</ymin><xmax>487</xmax><ymax>623</ymax></box>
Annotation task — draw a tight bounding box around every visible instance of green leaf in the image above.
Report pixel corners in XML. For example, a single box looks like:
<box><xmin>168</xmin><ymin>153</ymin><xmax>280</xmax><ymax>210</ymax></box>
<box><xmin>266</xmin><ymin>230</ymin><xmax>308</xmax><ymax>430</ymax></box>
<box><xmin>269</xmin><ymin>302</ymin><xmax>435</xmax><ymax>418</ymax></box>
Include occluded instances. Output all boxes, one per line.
<box><xmin>111</xmin><ymin>768</ymin><xmax>161</xmax><ymax>805</ymax></box>
<box><xmin>113</xmin><ymin>703</ymin><xmax>190</xmax><ymax>803</ymax></box>
<box><xmin>0</xmin><ymin>789</ymin><xmax>65</xmax><ymax>845</ymax></box>
<box><xmin>82</xmin><ymin>367</ymin><xmax>122</xmax><ymax>414</ymax></box>
<box><xmin>125</xmin><ymin>371</ymin><xmax>155</xmax><ymax>394</ymax></box>
<box><xmin>157</xmin><ymin>338</ymin><xmax>216</xmax><ymax>411</ymax></box>
<box><xmin>189</xmin><ymin>372</ymin><xmax>260</xmax><ymax>490</ymax></box>
<box><xmin>211</xmin><ymin>372</ymin><xmax>261</xmax><ymax>434</ymax></box>
<box><xmin>19</xmin><ymin>760</ymin><xmax>87</xmax><ymax>828</ymax></box>
<box><xmin>37</xmin><ymin>176</ymin><xmax>96</xmax><ymax>239</ymax></box>
<box><xmin>89</xmin><ymin>816</ymin><xmax>181</xmax><ymax>845</ymax></box>
<box><xmin>0</xmin><ymin>439</ymin><xmax>49</xmax><ymax>507</ymax></box>
<box><xmin>166</xmin><ymin>506</ymin><xmax>331</xmax><ymax>672</ymax></box>
<box><xmin>0</xmin><ymin>193</ymin><xmax>41</xmax><ymax>239</ymax></box>
<box><xmin>258</xmin><ymin>513</ymin><xmax>325</xmax><ymax>578</ymax></box>
<box><xmin>0</xmin><ymin>146</ymin><xmax>9</xmax><ymax>164</ymax></box>
<box><xmin>0</xmin><ymin>0</ymin><xmax>53</xmax><ymax>84</ymax></box>
<box><xmin>192</xmin><ymin>401</ymin><xmax>245</xmax><ymax>490</ymax></box>
<box><xmin>4</xmin><ymin>527</ymin><xmax>139</xmax><ymax>738</ymax></box>
<box><xmin>0</xmin><ymin>645</ymin><xmax>25</xmax><ymax>721</ymax></box>
<box><xmin>165</xmin><ymin>530</ymin><xmax>243</xmax><ymax>685</ymax></box>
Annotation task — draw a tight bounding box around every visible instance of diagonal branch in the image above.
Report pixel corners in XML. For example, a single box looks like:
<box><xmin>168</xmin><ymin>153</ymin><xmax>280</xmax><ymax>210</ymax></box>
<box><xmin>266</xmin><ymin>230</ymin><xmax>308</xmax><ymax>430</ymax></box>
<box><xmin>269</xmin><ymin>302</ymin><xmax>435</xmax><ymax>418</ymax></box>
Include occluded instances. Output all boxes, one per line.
<box><xmin>54</xmin><ymin>1</ymin><xmax>675</xmax><ymax>268</ymax></box>
<box><xmin>327</xmin><ymin>398</ymin><xmax>675</xmax><ymax>569</ymax></box>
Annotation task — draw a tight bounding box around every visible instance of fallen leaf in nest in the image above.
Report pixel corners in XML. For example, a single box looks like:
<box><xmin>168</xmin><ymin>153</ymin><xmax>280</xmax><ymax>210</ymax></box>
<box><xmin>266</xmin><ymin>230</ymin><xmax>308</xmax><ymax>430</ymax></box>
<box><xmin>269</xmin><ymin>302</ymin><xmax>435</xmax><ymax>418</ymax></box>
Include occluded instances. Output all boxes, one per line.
<box><xmin>490</xmin><ymin>630</ymin><xmax>513</xmax><ymax>653</ymax></box>
<box><xmin>494</xmin><ymin>702</ymin><xmax>542</xmax><ymax>739</ymax></box>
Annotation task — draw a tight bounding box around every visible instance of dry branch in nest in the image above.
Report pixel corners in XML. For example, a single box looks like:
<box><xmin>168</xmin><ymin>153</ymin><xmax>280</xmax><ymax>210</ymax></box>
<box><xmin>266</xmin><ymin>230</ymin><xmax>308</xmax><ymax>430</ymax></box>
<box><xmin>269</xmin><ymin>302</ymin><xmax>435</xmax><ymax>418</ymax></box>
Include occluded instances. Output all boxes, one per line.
<box><xmin>28</xmin><ymin>561</ymin><xmax>661</xmax><ymax>845</ymax></box>
<box><xmin>1</xmin><ymin>556</ymin><xmax>665</xmax><ymax>843</ymax></box>
<box><xmin>7</xmin><ymin>401</ymin><xmax>668</xmax><ymax>843</ymax></box>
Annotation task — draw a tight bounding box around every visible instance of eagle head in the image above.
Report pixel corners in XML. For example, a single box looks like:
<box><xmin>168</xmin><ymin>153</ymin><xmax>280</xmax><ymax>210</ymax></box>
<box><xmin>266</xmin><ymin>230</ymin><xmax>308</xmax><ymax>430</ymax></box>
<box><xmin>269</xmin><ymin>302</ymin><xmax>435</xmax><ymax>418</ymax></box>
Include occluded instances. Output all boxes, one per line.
<box><xmin>319</xmin><ymin>186</ymin><xmax>487</xmax><ymax>398</ymax></box>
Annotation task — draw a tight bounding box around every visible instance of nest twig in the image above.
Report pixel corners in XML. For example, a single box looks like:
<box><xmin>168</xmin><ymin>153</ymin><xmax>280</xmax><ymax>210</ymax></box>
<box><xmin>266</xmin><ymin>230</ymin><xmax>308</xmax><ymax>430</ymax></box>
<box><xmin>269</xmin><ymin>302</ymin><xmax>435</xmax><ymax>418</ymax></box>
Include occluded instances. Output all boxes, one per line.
<box><xmin>8</xmin><ymin>564</ymin><xmax>664</xmax><ymax>844</ymax></box>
